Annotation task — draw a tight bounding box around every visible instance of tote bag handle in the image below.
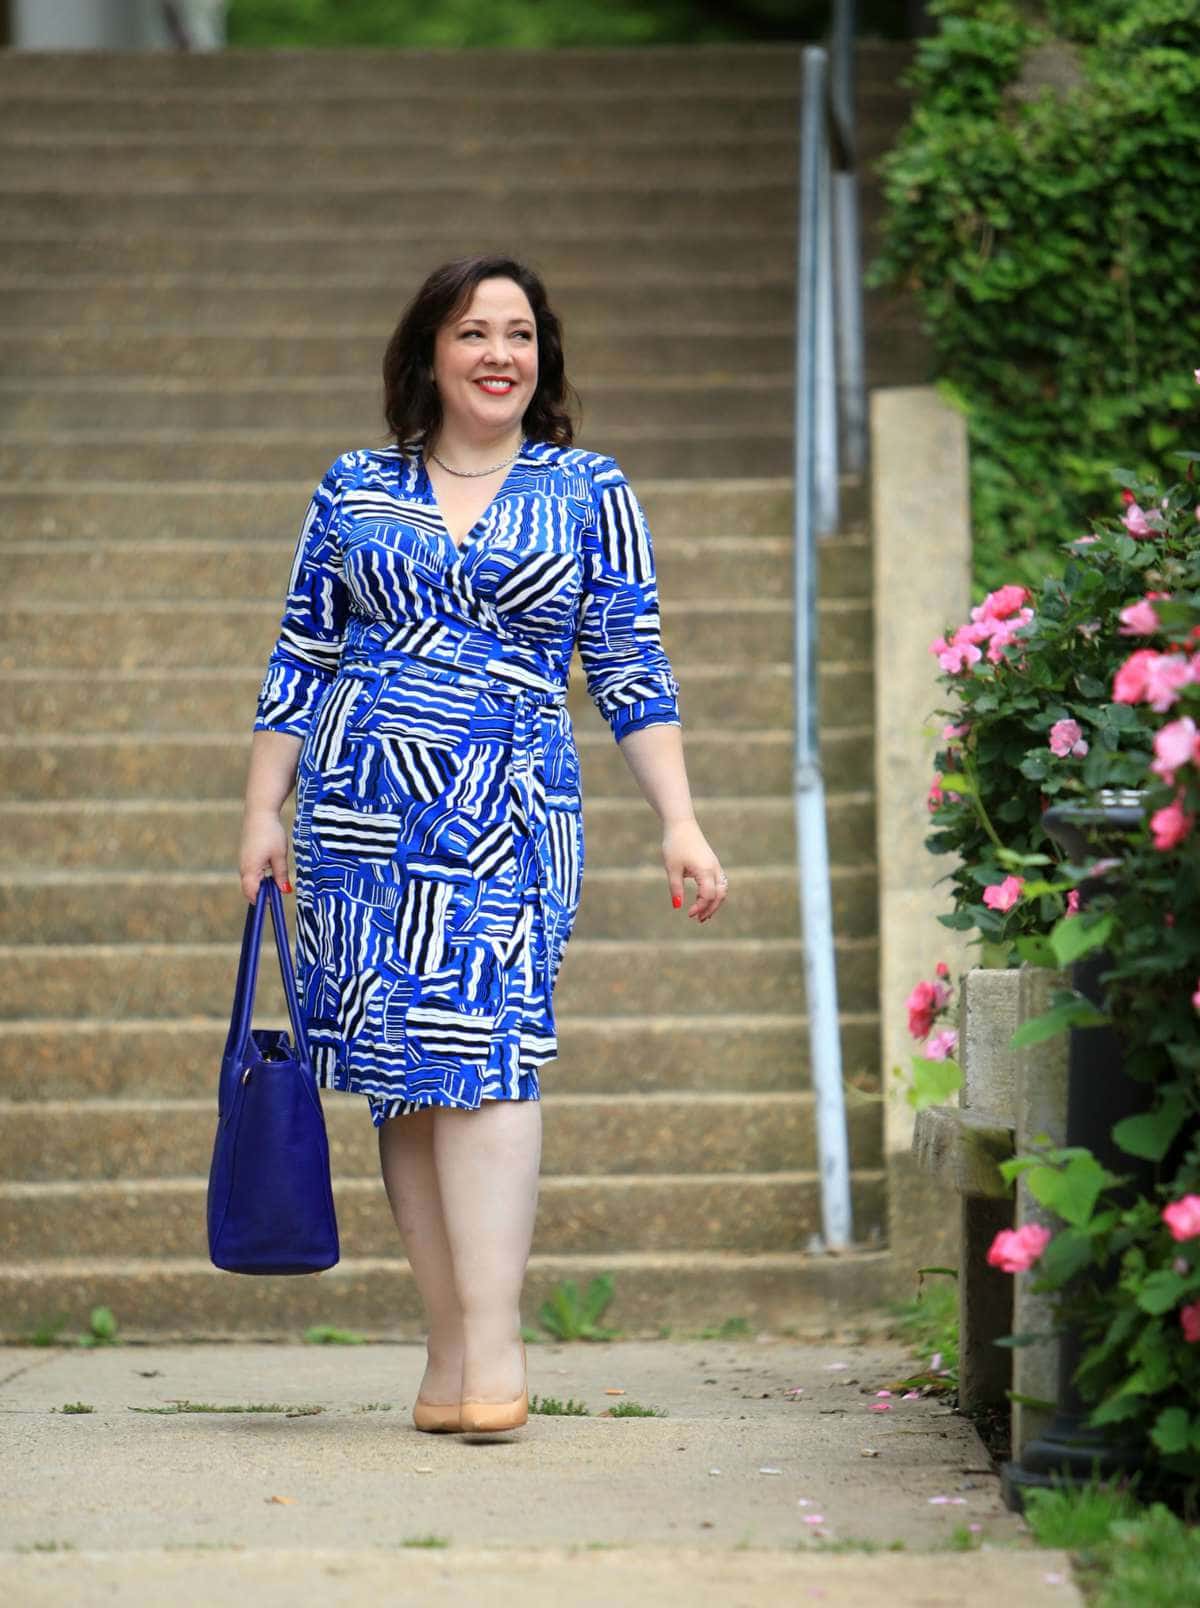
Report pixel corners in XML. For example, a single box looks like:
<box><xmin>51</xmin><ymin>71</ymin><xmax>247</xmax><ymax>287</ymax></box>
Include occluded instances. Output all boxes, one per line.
<box><xmin>222</xmin><ymin>878</ymin><xmax>311</xmax><ymax>1072</ymax></box>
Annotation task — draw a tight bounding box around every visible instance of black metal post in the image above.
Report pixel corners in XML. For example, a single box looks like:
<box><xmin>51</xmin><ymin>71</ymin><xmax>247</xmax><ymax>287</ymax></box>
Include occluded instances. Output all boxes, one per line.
<box><xmin>1001</xmin><ymin>795</ymin><xmax>1172</xmax><ymax>1509</ymax></box>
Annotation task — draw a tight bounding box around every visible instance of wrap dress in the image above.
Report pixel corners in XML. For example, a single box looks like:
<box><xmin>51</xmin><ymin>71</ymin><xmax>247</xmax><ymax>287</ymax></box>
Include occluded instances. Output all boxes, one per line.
<box><xmin>253</xmin><ymin>437</ymin><xmax>681</xmax><ymax>1125</ymax></box>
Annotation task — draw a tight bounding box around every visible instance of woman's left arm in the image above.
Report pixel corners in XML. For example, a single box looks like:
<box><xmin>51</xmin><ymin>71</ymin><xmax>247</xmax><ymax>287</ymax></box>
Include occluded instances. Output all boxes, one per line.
<box><xmin>617</xmin><ymin>722</ymin><xmax>727</xmax><ymax>923</ymax></box>
<box><xmin>576</xmin><ymin>456</ymin><xmax>727</xmax><ymax>923</ymax></box>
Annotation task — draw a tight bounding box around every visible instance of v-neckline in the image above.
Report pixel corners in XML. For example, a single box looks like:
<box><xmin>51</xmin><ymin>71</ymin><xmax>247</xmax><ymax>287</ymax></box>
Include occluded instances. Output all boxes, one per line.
<box><xmin>419</xmin><ymin>437</ymin><xmax>528</xmax><ymax>556</ymax></box>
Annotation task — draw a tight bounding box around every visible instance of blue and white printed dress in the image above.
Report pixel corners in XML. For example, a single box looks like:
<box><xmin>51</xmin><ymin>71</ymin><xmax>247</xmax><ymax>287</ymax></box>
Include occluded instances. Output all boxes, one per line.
<box><xmin>253</xmin><ymin>437</ymin><xmax>681</xmax><ymax>1126</ymax></box>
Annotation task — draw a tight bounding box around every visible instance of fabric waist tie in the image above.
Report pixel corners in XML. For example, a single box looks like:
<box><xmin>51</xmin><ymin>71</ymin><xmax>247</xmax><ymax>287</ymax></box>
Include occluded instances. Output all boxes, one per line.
<box><xmin>336</xmin><ymin>642</ymin><xmax>570</xmax><ymax>1004</ymax></box>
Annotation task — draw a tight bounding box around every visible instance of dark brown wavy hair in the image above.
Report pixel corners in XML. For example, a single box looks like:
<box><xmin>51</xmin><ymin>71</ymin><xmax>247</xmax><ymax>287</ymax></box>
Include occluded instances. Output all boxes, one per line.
<box><xmin>381</xmin><ymin>256</ymin><xmax>578</xmax><ymax>449</ymax></box>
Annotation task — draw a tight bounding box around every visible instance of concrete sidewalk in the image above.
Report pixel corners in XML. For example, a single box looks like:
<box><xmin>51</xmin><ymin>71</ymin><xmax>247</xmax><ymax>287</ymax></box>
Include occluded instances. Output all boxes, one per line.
<box><xmin>0</xmin><ymin>1333</ymin><xmax>1082</xmax><ymax>1605</ymax></box>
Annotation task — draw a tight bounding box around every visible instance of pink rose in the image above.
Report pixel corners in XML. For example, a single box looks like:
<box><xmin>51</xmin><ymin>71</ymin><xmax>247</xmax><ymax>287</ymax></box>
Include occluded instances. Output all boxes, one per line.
<box><xmin>982</xmin><ymin>875</ymin><xmax>1024</xmax><ymax>913</ymax></box>
<box><xmin>935</xmin><ymin>961</ymin><xmax>950</xmax><ymax>979</ymax></box>
<box><xmin>934</xmin><ymin>636</ymin><xmax>983</xmax><ymax>675</ymax></box>
<box><xmin>1122</xmin><ymin>501</ymin><xmax>1161</xmax><ymax>538</ymax></box>
<box><xmin>1119</xmin><ymin>599</ymin><xmax>1161</xmax><ymax>636</ymax></box>
<box><xmin>906</xmin><ymin>976</ymin><xmax>952</xmax><ymax>1039</ymax></box>
<box><xmin>1192</xmin><ymin>979</ymin><xmax>1200</xmax><ymax>1012</ymax></box>
<box><xmin>942</xmin><ymin>722</ymin><xmax>970</xmax><ymax>740</ymax></box>
<box><xmin>924</xmin><ymin>1027</ymin><xmax>958</xmax><ymax>1061</ymax></box>
<box><xmin>1162</xmin><ymin>1195</ymin><xmax>1200</xmax><ymax>1242</ymax></box>
<box><xmin>1048</xmin><ymin>719</ymin><xmax>1089</xmax><ymax>758</ymax></box>
<box><xmin>1144</xmin><ymin>655</ymin><xmax>1194</xmax><ymax>713</ymax></box>
<box><xmin>1150</xmin><ymin>794</ymin><xmax>1195</xmax><ymax>852</ymax></box>
<box><xmin>1151</xmin><ymin>717</ymin><xmax>1200</xmax><ymax>787</ymax></box>
<box><xmin>927</xmin><ymin>773</ymin><xmax>945</xmax><ymax>812</ymax></box>
<box><xmin>1113</xmin><ymin>649</ymin><xmax>1193</xmax><ymax>711</ymax></box>
<box><xmin>1066</xmin><ymin>889</ymin><xmax>1080</xmax><ymax>915</ymax></box>
<box><xmin>1181</xmin><ymin>1302</ymin><xmax>1200</xmax><ymax>1345</ymax></box>
<box><xmin>977</xmin><ymin>584</ymin><xmax>1031</xmax><ymax>622</ymax></box>
<box><xmin>1113</xmin><ymin>649</ymin><xmax>1158</xmax><ymax>704</ymax></box>
<box><xmin>987</xmin><ymin>1224</ymin><xmax>1052</xmax><ymax>1274</ymax></box>
<box><xmin>907</xmin><ymin>979</ymin><xmax>938</xmax><ymax>1040</ymax></box>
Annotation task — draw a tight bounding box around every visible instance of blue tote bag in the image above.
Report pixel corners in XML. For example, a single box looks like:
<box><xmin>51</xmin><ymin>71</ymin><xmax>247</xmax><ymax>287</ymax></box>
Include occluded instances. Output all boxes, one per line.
<box><xmin>207</xmin><ymin>877</ymin><xmax>340</xmax><ymax>1275</ymax></box>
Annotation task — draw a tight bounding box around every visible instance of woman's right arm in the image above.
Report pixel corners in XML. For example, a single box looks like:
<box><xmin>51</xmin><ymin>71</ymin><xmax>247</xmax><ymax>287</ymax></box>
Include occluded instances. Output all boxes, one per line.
<box><xmin>238</xmin><ymin>453</ymin><xmax>350</xmax><ymax>904</ymax></box>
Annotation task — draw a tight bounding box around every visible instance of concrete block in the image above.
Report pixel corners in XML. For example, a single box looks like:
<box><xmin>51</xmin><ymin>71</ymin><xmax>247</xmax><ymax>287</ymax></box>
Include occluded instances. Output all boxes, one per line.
<box><xmin>912</xmin><ymin>1105</ymin><xmax>1015</xmax><ymax>1199</ymax></box>
<box><xmin>872</xmin><ymin>385</ymin><xmax>972</xmax><ymax>1283</ymax></box>
<box><xmin>1011</xmin><ymin>964</ymin><xmax>1070</xmax><ymax>1457</ymax></box>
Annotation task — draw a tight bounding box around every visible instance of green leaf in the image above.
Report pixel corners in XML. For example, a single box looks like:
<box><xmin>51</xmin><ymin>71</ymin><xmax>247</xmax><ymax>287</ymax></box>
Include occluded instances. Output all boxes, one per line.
<box><xmin>1088</xmin><ymin>1392</ymin><xmax>1145</xmax><ymax>1428</ymax></box>
<box><xmin>1038</xmin><ymin>1226</ymin><xmax>1096</xmax><ymax>1284</ymax></box>
<box><xmin>1009</xmin><ymin>995</ymin><xmax>1108</xmax><ymax>1048</ymax></box>
<box><xmin>1136</xmin><ymin>1268</ymin><xmax>1194</xmax><ymax>1317</ymax></box>
<box><xmin>1151</xmin><ymin>1406</ymin><xmax>1193</xmax><ymax>1457</ymax></box>
<box><xmin>906</xmin><ymin>1056</ymin><xmax>964</xmax><ymax>1112</ymax></box>
<box><xmin>1049</xmin><ymin>913</ymin><xmax>1114</xmax><ymax>969</ymax></box>
<box><xmin>937</xmin><ymin>772</ymin><xmax>975</xmax><ymax>796</ymax></box>
<box><xmin>1015</xmin><ymin>934</ymin><xmax>1060</xmax><ymax>967</ymax></box>
<box><xmin>1112</xmin><ymin>1090</ymin><xmax>1190</xmax><ymax>1163</ymax></box>
<box><xmin>1026</xmin><ymin>1152</ymin><xmax>1111</xmax><ymax>1228</ymax></box>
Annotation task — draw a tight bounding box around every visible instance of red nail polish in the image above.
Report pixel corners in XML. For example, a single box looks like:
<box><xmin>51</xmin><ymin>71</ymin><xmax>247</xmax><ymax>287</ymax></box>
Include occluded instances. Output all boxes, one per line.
<box><xmin>283</xmin><ymin>881</ymin><xmax>293</xmax><ymax>894</ymax></box>
<box><xmin>672</xmin><ymin>894</ymin><xmax>682</xmax><ymax>909</ymax></box>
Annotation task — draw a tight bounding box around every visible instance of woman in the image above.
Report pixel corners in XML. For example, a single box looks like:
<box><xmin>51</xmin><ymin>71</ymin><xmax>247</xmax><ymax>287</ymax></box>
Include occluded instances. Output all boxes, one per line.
<box><xmin>238</xmin><ymin>255</ymin><xmax>727</xmax><ymax>1436</ymax></box>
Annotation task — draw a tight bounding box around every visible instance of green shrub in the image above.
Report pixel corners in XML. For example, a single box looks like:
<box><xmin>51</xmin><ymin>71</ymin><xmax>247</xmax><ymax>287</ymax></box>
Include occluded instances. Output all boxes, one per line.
<box><xmin>866</xmin><ymin>0</ymin><xmax>1200</xmax><ymax>593</ymax></box>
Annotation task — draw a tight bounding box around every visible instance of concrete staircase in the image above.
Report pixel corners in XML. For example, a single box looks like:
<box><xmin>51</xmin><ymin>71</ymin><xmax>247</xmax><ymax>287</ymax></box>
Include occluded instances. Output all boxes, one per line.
<box><xmin>0</xmin><ymin>42</ymin><xmax>929</xmax><ymax>1339</ymax></box>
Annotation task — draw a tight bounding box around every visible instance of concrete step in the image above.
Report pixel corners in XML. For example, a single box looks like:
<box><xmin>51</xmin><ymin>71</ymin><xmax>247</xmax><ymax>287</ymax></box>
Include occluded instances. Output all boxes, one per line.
<box><xmin>0</xmin><ymin>727</ymin><xmax>872</xmax><ymax>799</ymax></box>
<box><xmin>0</xmin><ymin>661</ymin><xmax>873</xmax><ymax>734</ymax></box>
<box><xmin>0</xmin><ymin>129</ymin><xmax>908</xmax><ymax>191</ymax></box>
<box><xmin>0</xmin><ymin>278</ymin><xmax>791</xmax><ymax>331</ymax></box>
<box><xmin>0</xmin><ymin>86</ymin><xmax>911</xmax><ymax>142</ymax></box>
<box><xmin>0</xmin><ymin>41</ymin><xmax>912</xmax><ymax>96</ymax></box>
<box><xmin>0</xmin><ymin>1091</ymin><xmax>882</xmax><ymax>1181</ymax></box>
<box><xmin>1</xmin><ymin>533</ymin><xmax>871</xmax><ymax>604</ymax></box>
<box><xmin>0</xmin><ymin>1169</ymin><xmax>887</xmax><ymax>1260</ymax></box>
<box><xmin>0</xmin><ymin>864</ymin><xmax>878</xmax><ymax>945</ymax></box>
<box><xmin>0</xmin><ymin>477</ymin><xmax>806</xmax><ymax>540</ymax></box>
<box><xmin>0</xmin><ymin>1011</ymin><xmax>882</xmax><ymax>1099</ymax></box>
<box><xmin>0</xmin><ymin>276</ymin><xmax>924</xmax><ymax>337</ymax></box>
<box><xmin>0</xmin><ymin>936</ymin><xmax>880</xmax><ymax>1020</ymax></box>
<box><xmin>0</xmin><ymin>318</ymin><xmax>928</xmax><ymax>387</ymax></box>
<box><xmin>1</xmin><ymin>373</ymin><xmax>803</xmax><ymax>436</ymax></box>
<box><xmin>0</xmin><ymin>1246</ymin><xmax>895</xmax><ymax>1339</ymax></box>
<box><xmin>0</xmin><ymin>793</ymin><xmax>877</xmax><ymax>873</ymax></box>
<box><xmin>0</xmin><ymin>178</ymin><xmax>904</xmax><ymax>240</ymax></box>
<box><xmin>0</xmin><ymin>429</ymin><xmax>796</xmax><ymax>482</ymax></box>
<box><xmin>0</xmin><ymin>598</ymin><xmax>869</xmax><ymax>673</ymax></box>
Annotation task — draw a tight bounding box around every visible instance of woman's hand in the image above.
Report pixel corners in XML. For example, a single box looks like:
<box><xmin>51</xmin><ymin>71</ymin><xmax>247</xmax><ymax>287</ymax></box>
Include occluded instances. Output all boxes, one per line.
<box><xmin>662</xmin><ymin>816</ymin><xmax>728</xmax><ymax>923</ymax></box>
<box><xmin>239</xmin><ymin>807</ymin><xmax>291</xmax><ymax>905</ymax></box>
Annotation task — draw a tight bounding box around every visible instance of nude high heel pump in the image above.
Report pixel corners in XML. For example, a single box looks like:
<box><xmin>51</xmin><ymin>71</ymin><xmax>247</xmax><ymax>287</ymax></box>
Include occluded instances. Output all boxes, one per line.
<box><xmin>459</xmin><ymin>1340</ymin><xmax>528</xmax><ymax>1434</ymax></box>
<box><xmin>413</xmin><ymin>1397</ymin><xmax>463</xmax><ymax>1433</ymax></box>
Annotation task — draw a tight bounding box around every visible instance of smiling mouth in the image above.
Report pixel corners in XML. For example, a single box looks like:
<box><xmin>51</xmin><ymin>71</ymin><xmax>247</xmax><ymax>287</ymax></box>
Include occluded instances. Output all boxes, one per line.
<box><xmin>474</xmin><ymin>377</ymin><xmax>517</xmax><ymax>393</ymax></box>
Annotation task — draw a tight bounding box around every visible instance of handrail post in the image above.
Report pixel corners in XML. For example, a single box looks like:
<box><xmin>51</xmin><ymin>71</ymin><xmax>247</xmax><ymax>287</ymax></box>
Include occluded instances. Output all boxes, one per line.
<box><xmin>795</xmin><ymin>45</ymin><xmax>853</xmax><ymax>1251</ymax></box>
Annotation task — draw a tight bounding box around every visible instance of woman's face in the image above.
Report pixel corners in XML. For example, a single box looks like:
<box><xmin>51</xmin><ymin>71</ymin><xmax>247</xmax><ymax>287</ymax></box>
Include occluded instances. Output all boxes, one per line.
<box><xmin>431</xmin><ymin>276</ymin><xmax>539</xmax><ymax>440</ymax></box>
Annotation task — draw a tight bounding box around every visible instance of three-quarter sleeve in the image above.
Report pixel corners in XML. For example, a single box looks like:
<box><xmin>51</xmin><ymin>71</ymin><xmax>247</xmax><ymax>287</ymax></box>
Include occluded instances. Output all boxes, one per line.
<box><xmin>253</xmin><ymin>453</ymin><xmax>350</xmax><ymax>741</ymax></box>
<box><xmin>577</xmin><ymin>455</ymin><xmax>681</xmax><ymax>743</ymax></box>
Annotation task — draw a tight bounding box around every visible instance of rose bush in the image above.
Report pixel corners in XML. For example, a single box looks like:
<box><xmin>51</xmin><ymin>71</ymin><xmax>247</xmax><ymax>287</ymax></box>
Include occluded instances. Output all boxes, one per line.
<box><xmin>921</xmin><ymin>379</ymin><xmax>1200</xmax><ymax>1491</ymax></box>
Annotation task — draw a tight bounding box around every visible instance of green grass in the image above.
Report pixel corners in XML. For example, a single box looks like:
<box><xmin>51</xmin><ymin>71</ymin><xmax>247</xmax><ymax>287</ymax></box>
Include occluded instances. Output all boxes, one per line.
<box><xmin>604</xmin><ymin>1400</ymin><xmax>666</xmax><ymax>1418</ymax></box>
<box><xmin>1022</xmin><ymin>1479</ymin><xmax>1200</xmax><ymax>1606</ymax></box>
<box><xmin>534</xmin><ymin>1274</ymin><xmax>621</xmax><ymax>1341</ymax></box>
<box><xmin>127</xmin><ymin>1400</ymin><xmax>325</xmax><ymax>1416</ymax></box>
<box><xmin>692</xmin><ymin>1316</ymin><xmax>752</xmax><ymax>1341</ymax></box>
<box><xmin>399</xmin><ymin>1535</ymin><xmax>450</xmax><ymax>1549</ymax></box>
<box><xmin>529</xmin><ymin>1393</ymin><xmax>590</xmax><ymax>1416</ymax></box>
<box><xmin>884</xmin><ymin>1275</ymin><xmax>959</xmax><ymax>1390</ymax></box>
<box><xmin>303</xmin><ymin>1324</ymin><xmax>367</xmax><ymax>1344</ymax></box>
<box><xmin>57</xmin><ymin>1402</ymin><xmax>95</xmax><ymax>1414</ymax></box>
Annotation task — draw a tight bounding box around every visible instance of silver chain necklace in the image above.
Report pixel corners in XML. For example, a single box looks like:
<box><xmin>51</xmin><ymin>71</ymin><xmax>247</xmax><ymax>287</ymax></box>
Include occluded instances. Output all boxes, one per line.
<box><xmin>427</xmin><ymin>442</ymin><xmax>522</xmax><ymax>478</ymax></box>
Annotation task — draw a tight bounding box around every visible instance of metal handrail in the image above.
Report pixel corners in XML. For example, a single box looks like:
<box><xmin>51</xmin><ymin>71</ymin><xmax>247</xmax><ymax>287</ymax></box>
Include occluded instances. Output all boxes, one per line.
<box><xmin>794</xmin><ymin>3</ymin><xmax>865</xmax><ymax>1252</ymax></box>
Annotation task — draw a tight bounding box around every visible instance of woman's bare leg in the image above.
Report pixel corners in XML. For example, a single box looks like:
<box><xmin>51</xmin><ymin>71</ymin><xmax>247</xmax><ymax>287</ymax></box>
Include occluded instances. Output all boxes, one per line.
<box><xmin>433</xmin><ymin>1097</ymin><xmax>542</xmax><ymax>1402</ymax></box>
<box><xmin>378</xmin><ymin>1107</ymin><xmax>465</xmax><ymax>1403</ymax></box>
